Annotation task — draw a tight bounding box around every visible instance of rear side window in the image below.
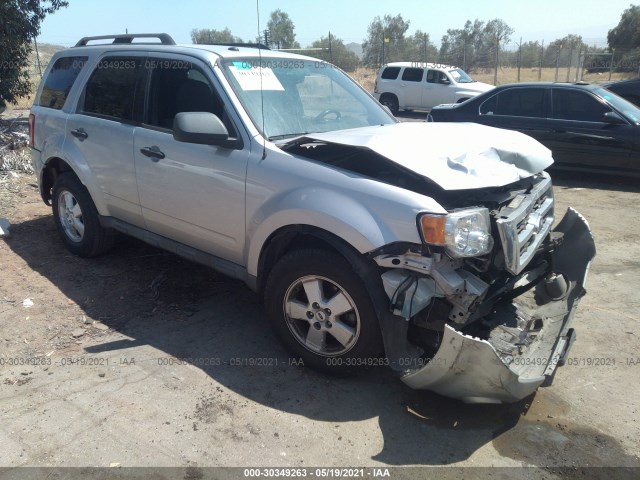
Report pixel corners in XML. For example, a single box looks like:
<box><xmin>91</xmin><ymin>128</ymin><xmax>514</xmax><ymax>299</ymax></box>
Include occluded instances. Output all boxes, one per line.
<box><xmin>381</xmin><ymin>67</ymin><xmax>401</xmax><ymax>80</ymax></box>
<box><xmin>401</xmin><ymin>68</ymin><xmax>424</xmax><ymax>82</ymax></box>
<box><xmin>39</xmin><ymin>56</ymin><xmax>87</xmax><ymax>109</ymax></box>
<box><xmin>481</xmin><ymin>88</ymin><xmax>545</xmax><ymax>118</ymax></box>
<box><xmin>82</xmin><ymin>57</ymin><xmax>145</xmax><ymax>121</ymax></box>
<box><xmin>552</xmin><ymin>89</ymin><xmax>610</xmax><ymax>122</ymax></box>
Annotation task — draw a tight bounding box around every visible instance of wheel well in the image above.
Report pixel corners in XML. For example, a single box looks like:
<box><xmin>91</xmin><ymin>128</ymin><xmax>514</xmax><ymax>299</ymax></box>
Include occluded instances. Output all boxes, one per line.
<box><xmin>379</xmin><ymin>92</ymin><xmax>398</xmax><ymax>103</ymax></box>
<box><xmin>257</xmin><ymin>226</ymin><xmax>391</xmax><ymax>345</ymax></box>
<box><xmin>41</xmin><ymin>157</ymin><xmax>74</xmax><ymax>205</ymax></box>
<box><xmin>257</xmin><ymin>226</ymin><xmax>372</xmax><ymax>295</ymax></box>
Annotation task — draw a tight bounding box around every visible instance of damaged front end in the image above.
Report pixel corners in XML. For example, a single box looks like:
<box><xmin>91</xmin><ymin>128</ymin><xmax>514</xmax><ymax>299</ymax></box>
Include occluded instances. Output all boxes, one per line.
<box><xmin>373</xmin><ymin>181</ymin><xmax>595</xmax><ymax>404</ymax></box>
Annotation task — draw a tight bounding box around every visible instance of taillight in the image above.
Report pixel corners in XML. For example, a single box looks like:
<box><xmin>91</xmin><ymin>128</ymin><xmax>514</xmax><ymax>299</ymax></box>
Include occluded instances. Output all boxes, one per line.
<box><xmin>28</xmin><ymin>113</ymin><xmax>35</xmax><ymax>147</ymax></box>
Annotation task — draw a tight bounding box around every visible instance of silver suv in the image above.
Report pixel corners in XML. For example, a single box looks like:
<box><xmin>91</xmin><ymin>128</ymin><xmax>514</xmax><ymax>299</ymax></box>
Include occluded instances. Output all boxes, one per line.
<box><xmin>30</xmin><ymin>33</ymin><xmax>595</xmax><ymax>403</ymax></box>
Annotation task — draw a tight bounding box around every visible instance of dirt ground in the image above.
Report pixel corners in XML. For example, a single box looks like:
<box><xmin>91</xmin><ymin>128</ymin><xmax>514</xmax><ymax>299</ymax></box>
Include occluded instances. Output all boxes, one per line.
<box><xmin>1</xmin><ymin>134</ymin><xmax>640</xmax><ymax>477</ymax></box>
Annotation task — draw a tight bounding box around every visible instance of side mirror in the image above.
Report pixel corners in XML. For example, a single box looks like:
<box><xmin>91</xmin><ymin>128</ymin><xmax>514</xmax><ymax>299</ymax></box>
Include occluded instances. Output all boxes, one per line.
<box><xmin>441</xmin><ymin>78</ymin><xmax>451</xmax><ymax>85</ymax></box>
<box><xmin>173</xmin><ymin>112</ymin><xmax>241</xmax><ymax>148</ymax></box>
<box><xmin>602</xmin><ymin>111</ymin><xmax>626</xmax><ymax>125</ymax></box>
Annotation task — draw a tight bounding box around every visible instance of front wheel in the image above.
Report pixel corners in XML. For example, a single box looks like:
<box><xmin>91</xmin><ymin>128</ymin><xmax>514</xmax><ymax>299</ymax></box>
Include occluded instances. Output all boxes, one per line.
<box><xmin>264</xmin><ymin>249</ymin><xmax>384</xmax><ymax>373</ymax></box>
<box><xmin>52</xmin><ymin>173</ymin><xmax>114</xmax><ymax>257</ymax></box>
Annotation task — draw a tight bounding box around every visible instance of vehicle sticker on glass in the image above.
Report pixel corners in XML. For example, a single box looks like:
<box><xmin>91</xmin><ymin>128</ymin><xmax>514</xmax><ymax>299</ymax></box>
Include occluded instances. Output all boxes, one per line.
<box><xmin>229</xmin><ymin>62</ymin><xmax>284</xmax><ymax>91</ymax></box>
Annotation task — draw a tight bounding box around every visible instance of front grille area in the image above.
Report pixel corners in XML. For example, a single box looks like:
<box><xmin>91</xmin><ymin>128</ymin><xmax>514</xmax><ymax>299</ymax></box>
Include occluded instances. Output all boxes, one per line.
<box><xmin>495</xmin><ymin>174</ymin><xmax>554</xmax><ymax>275</ymax></box>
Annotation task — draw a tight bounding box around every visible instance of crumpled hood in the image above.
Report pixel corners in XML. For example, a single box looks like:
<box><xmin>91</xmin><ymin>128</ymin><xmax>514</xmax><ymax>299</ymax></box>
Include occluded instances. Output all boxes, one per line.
<box><xmin>297</xmin><ymin>123</ymin><xmax>554</xmax><ymax>190</ymax></box>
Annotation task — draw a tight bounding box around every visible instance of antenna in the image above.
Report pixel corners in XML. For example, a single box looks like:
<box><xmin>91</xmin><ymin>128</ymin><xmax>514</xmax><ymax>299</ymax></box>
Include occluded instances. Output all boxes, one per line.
<box><xmin>257</xmin><ymin>0</ymin><xmax>267</xmax><ymax>160</ymax></box>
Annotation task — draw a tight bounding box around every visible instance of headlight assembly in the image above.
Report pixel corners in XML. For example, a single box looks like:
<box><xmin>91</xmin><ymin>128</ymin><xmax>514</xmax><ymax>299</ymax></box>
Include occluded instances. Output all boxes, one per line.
<box><xmin>419</xmin><ymin>208</ymin><xmax>494</xmax><ymax>258</ymax></box>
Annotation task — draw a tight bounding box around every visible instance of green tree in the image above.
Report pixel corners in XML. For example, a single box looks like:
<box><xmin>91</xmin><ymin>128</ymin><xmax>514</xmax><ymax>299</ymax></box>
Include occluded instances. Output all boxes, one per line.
<box><xmin>310</xmin><ymin>35</ymin><xmax>359</xmax><ymax>72</ymax></box>
<box><xmin>0</xmin><ymin>0</ymin><xmax>68</xmax><ymax>105</ymax></box>
<box><xmin>519</xmin><ymin>41</ymin><xmax>544</xmax><ymax>69</ymax></box>
<box><xmin>190</xmin><ymin>28</ymin><xmax>243</xmax><ymax>44</ymax></box>
<box><xmin>608</xmin><ymin>4</ymin><xmax>640</xmax><ymax>70</ymax></box>
<box><xmin>362</xmin><ymin>14</ymin><xmax>411</xmax><ymax>67</ymax></box>
<box><xmin>542</xmin><ymin>34</ymin><xmax>587</xmax><ymax>68</ymax></box>
<box><xmin>439</xmin><ymin>20</ymin><xmax>486</xmax><ymax>70</ymax></box>
<box><xmin>405</xmin><ymin>30</ymin><xmax>439</xmax><ymax>64</ymax></box>
<box><xmin>267</xmin><ymin>9</ymin><xmax>300</xmax><ymax>49</ymax></box>
<box><xmin>608</xmin><ymin>4</ymin><xmax>640</xmax><ymax>51</ymax></box>
<box><xmin>484</xmin><ymin>19</ymin><xmax>514</xmax><ymax>83</ymax></box>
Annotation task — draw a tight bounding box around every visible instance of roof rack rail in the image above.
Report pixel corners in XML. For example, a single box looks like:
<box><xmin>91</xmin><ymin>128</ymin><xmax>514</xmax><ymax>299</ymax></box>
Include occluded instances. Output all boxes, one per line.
<box><xmin>208</xmin><ymin>42</ymin><xmax>270</xmax><ymax>50</ymax></box>
<box><xmin>74</xmin><ymin>33</ymin><xmax>176</xmax><ymax>47</ymax></box>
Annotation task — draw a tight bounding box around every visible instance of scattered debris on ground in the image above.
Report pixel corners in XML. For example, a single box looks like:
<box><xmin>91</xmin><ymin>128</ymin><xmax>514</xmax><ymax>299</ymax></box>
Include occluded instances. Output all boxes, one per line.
<box><xmin>0</xmin><ymin>112</ymin><xmax>32</xmax><ymax>175</ymax></box>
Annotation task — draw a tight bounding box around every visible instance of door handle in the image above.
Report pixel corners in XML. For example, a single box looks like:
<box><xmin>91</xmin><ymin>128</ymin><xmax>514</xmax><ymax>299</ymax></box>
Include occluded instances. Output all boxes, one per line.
<box><xmin>70</xmin><ymin>128</ymin><xmax>88</xmax><ymax>140</ymax></box>
<box><xmin>140</xmin><ymin>145</ymin><xmax>165</xmax><ymax>162</ymax></box>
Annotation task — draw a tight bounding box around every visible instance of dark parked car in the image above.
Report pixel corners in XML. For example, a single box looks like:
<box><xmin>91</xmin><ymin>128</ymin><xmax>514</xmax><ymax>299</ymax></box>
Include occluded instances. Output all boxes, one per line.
<box><xmin>430</xmin><ymin>82</ymin><xmax>640</xmax><ymax>176</ymax></box>
<box><xmin>604</xmin><ymin>78</ymin><xmax>640</xmax><ymax>107</ymax></box>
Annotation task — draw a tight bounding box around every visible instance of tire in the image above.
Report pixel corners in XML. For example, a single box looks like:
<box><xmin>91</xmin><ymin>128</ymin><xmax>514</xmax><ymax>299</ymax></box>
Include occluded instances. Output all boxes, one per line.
<box><xmin>51</xmin><ymin>173</ymin><xmax>114</xmax><ymax>257</ymax></box>
<box><xmin>265</xmin><ymin>249</ymin><xmax>384</xmax><ymax>374</ymax></box>
<box><xmin>379</xmin><ymin>94</ymin><xmax>399</xmax><ymax>115</ymax></box>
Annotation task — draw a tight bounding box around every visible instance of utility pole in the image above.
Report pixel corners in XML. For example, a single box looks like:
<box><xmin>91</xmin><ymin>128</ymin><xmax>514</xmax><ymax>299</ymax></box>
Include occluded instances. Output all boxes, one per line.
<box><xmin>424</xmin><ymin>33</ymin><xmax>427</xmax><ymax>64</ymax></box>
<box><xmin>609</xmin><ymin>50</ymin><xmax>615</xmax><ymax>81</ymax></box>
<box><xmin>517</xmin><ymin>37</ymin><xmax>522</xmax><ymax>82</ymax></box>
<box><xmin>538</xmin><ymin>40</ymin><xmax>544</xmax><ymax>81</ymax></box>
<box><xmin>566</xmin><ymin>43</ymin><xmax>574</xmax><ymax>82</ymax></box>
<box><xmin>555</xmin><ymin>45</ymin><xmax>562</xmax><ymax>82</ymax></box>
<box><xmin>33</xmin><ymin>36</ymin><xmax>43</xmax><ymax>78</ymax></box>
<box><xmin>328</xmin><ymin>31</ymin><xmax>333</xmax><ymax>64</ymax></box>
<box><xmin>462</xmin><ymin>37</ymin><xmax>467</xmax><ymax>71</ymax></box>
<box><xmin>493</xmin><ymin>34</ymin><xmax>499</xmax><ymax>85</ymax></box>
<box><xmin>263</xmin><ymin>29</ymin><xmax>270</xmax><ymax>48</ymax></box>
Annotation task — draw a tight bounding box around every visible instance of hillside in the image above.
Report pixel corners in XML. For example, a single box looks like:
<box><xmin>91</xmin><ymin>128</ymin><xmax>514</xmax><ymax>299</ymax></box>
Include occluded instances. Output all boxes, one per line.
<box><xmin>27</xmin><ymin>42</ymin><xmax>66</xmax><ymax>77</ymax></box>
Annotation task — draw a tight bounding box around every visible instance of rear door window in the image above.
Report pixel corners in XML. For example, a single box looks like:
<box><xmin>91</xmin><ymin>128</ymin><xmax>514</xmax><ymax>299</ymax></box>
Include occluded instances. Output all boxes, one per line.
<box><xmin>552</xmin><ymin>89</ymin><xmax>611</xmax><ymax>122</ymax></box>
<box><xmin>401</xmin><ymin>68</ymin><xmax>424</xmax><ymax>82</ymax></box>
<box><xmin>39</xmin><ymin>56</ymin><xmax>87</xmax><ymax>109</ymax></box>
<box><xmin>82</xmin><ymin>57</ymin><xmax>146</xmax><ymax>122</ymax></box>
<box><xmin>481</xmin><ymin>88</ymin><xmax>546</xmax><ymax>117</ymax></box>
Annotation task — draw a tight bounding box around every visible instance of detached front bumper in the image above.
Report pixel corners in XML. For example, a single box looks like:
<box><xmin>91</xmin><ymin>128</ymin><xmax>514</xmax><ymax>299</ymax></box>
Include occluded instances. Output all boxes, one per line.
<box><xmin>399</xmin><ymin>208</ymin><xmax>595</xmax><ymax>403</ymax></box>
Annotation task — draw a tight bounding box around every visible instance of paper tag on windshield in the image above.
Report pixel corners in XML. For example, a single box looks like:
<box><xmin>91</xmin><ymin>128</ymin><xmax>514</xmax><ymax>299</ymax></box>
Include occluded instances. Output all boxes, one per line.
<box><xmin>229</xmin><ymin>62</ymin><xmax>284</xmax><ymax>91</ymax></box>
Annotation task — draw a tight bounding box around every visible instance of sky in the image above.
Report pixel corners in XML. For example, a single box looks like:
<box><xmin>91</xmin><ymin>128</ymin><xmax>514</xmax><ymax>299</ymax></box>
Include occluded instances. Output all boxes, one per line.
<box><xmin>38</xmin><ymin>0</ymin><xmax>633</xmax><ymax>49</ymax></box>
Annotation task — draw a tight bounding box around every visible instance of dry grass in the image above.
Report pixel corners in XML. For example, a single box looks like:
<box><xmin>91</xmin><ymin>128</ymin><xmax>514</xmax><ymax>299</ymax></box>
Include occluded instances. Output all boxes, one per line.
<box><xmin>5</xmin><ymin>43</ymin><xmax>64</xmax><ymax>111</ymax></box>
<box><xmin>350</xmin><ymin>67</ymin><xmax>377</xmax><ymax>92</ymax></box>
<box><xmin>350</xmin><ymin>66</ymin><xmax>636</xmax><ymax>93</ymax></box>
<box><xmin>472</xmin><ymin>67</ymin><xmax>632</xmax><ymax>86</ymax></box>
<box><xmin>9</xmin><ymin>90</ymin><xmax>37</xmax><ymax>110</ymax></box>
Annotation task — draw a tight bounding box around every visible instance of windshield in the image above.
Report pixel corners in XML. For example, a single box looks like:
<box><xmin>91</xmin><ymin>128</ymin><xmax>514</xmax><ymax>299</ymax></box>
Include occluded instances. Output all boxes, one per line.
<box><xmin>597</xmin><ymin>87</ymin><xmax>640</xmax><ymax>123</ymax></box>
<box><xmin>221</xmin><ymin>58</ymin><xmax>395</xmax><ymax>140</ymax></box>
<box><xmin>448</xmin><ymin>68</ymin><xmax>474</xmax><ymax>83</ymax></box>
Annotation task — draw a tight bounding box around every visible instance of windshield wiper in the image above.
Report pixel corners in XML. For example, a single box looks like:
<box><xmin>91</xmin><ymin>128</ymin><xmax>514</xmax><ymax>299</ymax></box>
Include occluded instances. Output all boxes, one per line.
<box><xmin>268</xmin><ymin>132</ymin><xmax>310</xmax><ymax>141</ymax></box>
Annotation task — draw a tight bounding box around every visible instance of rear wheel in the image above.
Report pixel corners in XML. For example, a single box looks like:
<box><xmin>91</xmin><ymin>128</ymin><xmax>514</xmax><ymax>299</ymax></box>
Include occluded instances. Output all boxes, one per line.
<box><xmin>265</xmin><ymin>249</ymin><xmax>384</xmax><ymax>373</ymax></box>
<box><xmin>52</xmin><ymin>173</ymin><xmax>114</xmax><ymax>257</ymax></box>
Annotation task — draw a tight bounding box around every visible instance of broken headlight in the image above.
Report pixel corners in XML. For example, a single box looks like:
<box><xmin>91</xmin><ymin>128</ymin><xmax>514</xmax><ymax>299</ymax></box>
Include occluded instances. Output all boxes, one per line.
<box><xmin>419</xmin><ymin>208</ymin><xmax>494</xmax><ymax>258</ymax></box>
